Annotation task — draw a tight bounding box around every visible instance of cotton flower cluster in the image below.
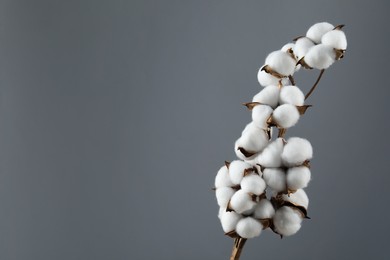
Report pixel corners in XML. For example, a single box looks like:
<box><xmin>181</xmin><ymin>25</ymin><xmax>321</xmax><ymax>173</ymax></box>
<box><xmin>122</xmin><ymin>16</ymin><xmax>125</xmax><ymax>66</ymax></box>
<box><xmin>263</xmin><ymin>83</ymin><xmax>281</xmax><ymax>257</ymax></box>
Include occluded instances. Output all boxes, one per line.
<box><xmin>214</xmin><ymin>22</ymin><xmax>347</xmax><ymax>243</ymax></box>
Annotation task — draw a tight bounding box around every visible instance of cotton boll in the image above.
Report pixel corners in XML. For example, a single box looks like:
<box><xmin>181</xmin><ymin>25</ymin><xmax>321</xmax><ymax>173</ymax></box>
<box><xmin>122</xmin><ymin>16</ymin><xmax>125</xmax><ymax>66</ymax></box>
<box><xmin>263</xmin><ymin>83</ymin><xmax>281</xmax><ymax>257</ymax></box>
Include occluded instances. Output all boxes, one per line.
<box><xmin>281</xmin><ymin>42</ymin><xmax>295</xmax><ymax>52</ymax></box>
<box><xmin>252</xmin><ymin>105</ymin><xmax>273</xmax><ymax>129</ymax></box>
<box><xmin>253</xmin><ymin>199</ymin><xmax>275</xmax><ymax>219</ymax></box>
<box><xmin>282</xmin><ymin>189</ymin><xmax>309</xmax><ymax>209</ymax></box>
<box><xmin>236</xmin><ymin>217</ymin><xmax>263</xmax><ymax>239</ymax></box>
<box><xmin>304</xmin><ymin>44</ymin><xmax>336</xmax><ymax>70</ymax></box>
<box><xmin>273</xmin><ymin>206</ymin><xmax>303</xmax><ymax>236</ymax></box>
<box><xmin>272</xmin><ymin>104</ymin><xmax>300</xmax><ymax>128</ymax></box>
<box><xmin>306</xmin><ymin>22</ymin><xmax>334</xmax><ymax>43</ymax></box>
<box><xmin>257</xmin><ymin>69</ymin><xmax>280</xmax><ymax>87</ymax></box>
<box><xmin>321</xmin><ymin>30</ymin><xmax>347</xmax><ymax>50</ymax></box>
<box><xmin>279</xmin><ymin>85</ymin><xmax>305</xmax><ymax>106</ymax></box>
<box><xmin>287</xmin><ymin>166</ymin><xmax>311</xmax><ymax>190</ymax></box>
<box><xmin>215</xmin><ymin>165</ymin><xmax>233</xmax><ymax>188</ymax></box>
<box><xmin>294</xmin><ymin>37</ymin><xmax>315</xmax><ymax>60</ymax></box>
<box><xmin>252</xmin><ymin>85</ymin><xmax>280</xmax><ymax>108</ymax></box>
<box><xmin>262</xmin><ymin>168</ymin><xmax>286</xmax><ymax>192</ymax></box>
<box><xmin>220</xmin><ymin>211</ymin><xmax>242</xmax><ymax>233</ymax></box>
<box><xmin>282</xmin><ymin>137</ymin><xmax>313</xmax><ymax>166</ymax></box>
<box><xmin>265</xmin><ymin>51</ymin><xmax>296</xmax><ymax>76</ymax></box>
<box><xmin>230</xmin><ymin>190</ymin><xmax>257</xmax><ymax>214</ymax></box>
<box><xmin>229</xmin><ymin>160</ymin><xmax>253</xmax><ymax>185</ymax></box>
<box><xmin>218</xmin><ymin>207</ymin><xmax>226</xmax><ymax>219</ymax></box>
<box><xmin>216</xmin><ymin>187</ymin><xmax>235</xmax><ymax>208</ymax></box>
<box><xmin>256</xmin><ymin>138</ymin><xmax>284</xmax><ymax>168</ymax></box>
<box><xmin>240</xmin><ymin>174</ymin><xmax>266</xmax><ymax>195</ymax></box>
<box><xmin>234</xmin><ymin>123</ymin><xmax>269</xmax><ymax>160</ymax></box>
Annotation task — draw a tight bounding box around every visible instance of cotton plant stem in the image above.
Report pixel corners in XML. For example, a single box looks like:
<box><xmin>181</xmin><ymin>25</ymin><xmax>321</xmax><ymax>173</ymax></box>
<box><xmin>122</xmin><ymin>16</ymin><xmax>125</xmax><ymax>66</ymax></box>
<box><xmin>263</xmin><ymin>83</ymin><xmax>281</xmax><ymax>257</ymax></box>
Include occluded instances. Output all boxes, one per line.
<box><xmin>288</xmin><ymin>75</ymin><xmax>296</xmax><ymax>86</ymax></box>
<box><xmin>305</xmin><ymin>69</ymin><xmax>325</xmax><ymax>100</ymax></box>
<box><xmin>230</xmin><ymin>237</ymin><xmax>247</xmax><ymax>260</ymax></box>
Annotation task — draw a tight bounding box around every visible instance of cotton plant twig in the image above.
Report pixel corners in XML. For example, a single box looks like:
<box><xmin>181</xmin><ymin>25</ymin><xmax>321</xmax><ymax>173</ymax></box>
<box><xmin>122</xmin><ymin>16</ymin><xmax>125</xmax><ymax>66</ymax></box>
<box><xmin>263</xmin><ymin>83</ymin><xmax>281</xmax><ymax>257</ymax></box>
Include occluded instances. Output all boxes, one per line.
<box><xmin>213</xmin><ymin>22</ymin><xmax>347</xmax><ymax>260</ymax></box>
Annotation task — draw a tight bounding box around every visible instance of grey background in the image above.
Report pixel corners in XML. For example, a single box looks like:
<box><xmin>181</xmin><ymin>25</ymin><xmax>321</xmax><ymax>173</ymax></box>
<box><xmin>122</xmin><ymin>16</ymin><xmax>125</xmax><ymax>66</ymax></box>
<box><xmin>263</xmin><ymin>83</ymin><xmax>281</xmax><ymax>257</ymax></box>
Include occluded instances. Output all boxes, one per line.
<box><xmin>0</xmin><ymin>0</ymin><xmax>389</xmax><ymax>259</ymax></box>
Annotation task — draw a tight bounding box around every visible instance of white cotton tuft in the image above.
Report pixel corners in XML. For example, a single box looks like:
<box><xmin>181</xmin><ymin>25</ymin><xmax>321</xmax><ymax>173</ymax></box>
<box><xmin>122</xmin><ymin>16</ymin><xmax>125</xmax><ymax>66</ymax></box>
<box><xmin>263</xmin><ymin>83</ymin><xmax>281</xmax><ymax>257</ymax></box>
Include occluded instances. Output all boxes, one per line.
<box><xmin>282</xmin><ymin>189</ymin><xmax>309</xmax><ymax>209</ymax></box>
<box><xmin>265</xmin><ymin>51</ymin><xmax>296</xmax><ymax>76</ymax></box>
<box><xmin>240</xmin><ymin>174</ymin><xmax>266</xmax><ymax>195</ymax></box>
<box><xmin>218</xmin><ymin>207</ymin><xmax>226</xmax><ymax>219</ymax></box>
<box><xmin>272</xmin><ymin>104</ymin><xmax>300</xmax><ymax>128</ymax></box>
<box><xmin>215</xmin><ymin>165</ymin><xmax>233</xmax><ymax>188</ymax></box>
<box><xmin>229</xmin><ymin>190</ymin><xmax>256</xmax><ymax>214</ymax></box>
<box><xmin>252</xmin><ymin>85</ymin><xmax>280</xmax><ymax>108</ymax></box>
<box><xmin>294</xmin><ymin>37</ymin><xmax>315</xmax><ymax>60</ymax></box>
<box><xmin>252</xmin><ymin>105</ymin><xmax>274</xmax><ymax>129</ymax></box>
<box><xmin>262</xmin><ymin>168</ymin><xmax>286</xmax><ymax>192</ymax></box>
<box><xmin>281</xmin><ymin>42</ymin><xmax>295</xmax><ymax>53</ymax></box>
<box><xmin>304</xmin><ymin>44</ymin><xmax>336</xmax><ymax>70</ymax></box>
<box><xmin>235</xmin><ymin>123</ymin><xmax>269</xmax><ymax>160</ymax></box>
<box><xmin>236</xmin><ymin>217</ymin><xmax>263</xmax><ymax>239</ymax></box>
<box><xmin>220</xmin><ymin>211</ymin><xmax>242</xmax><ymax>233</ymax></box>
<box><xmin>216</xmin><ymin>187</ymin><xmax>235</xmax><ymax>208</ymax></box>
<box><xmin>253</xmin><ymin>199</ymin><xmax>275</xmax><ymax>219</ymax></box>
<box><xmin>287</xmin><ymin>166</ymin><xmax>311</xmax><ymax>190</ymax></box>
<box><xmin>273</xmin><ymin>206</ymin><xmax>303</xmax><ymax>236</ymax></box>
<box><xmin>229</xmin><ymin>160</ymin><xmax>252</xmax><ymax>185</ymax></box>
<box><xmin>306</xmin><ymin>22</ymin><xmax>334</xmax><ymax>43</ymax></box>
<box><xmin>321</xmin><ymin>30</ymin><xmax>347</xmax><ymax>50</ymax></box>
<box><xmin>282</xmin><ymin>137</ymin><xmax>313</xmax><ymax>166</ymax></box>
<box><xmin>256</xmin><ymin>138</ymin><xmax>284</xmax><ymax>168</ymax></box>
<box><xmin>257</xmin><ymin>69</ymin><xmax>280</xmax><ymax>87</ymax></box>
<box><xmin>279</xmin><ymin>85</ymin><xmax>305</xmax><ymax>106</ymax></box>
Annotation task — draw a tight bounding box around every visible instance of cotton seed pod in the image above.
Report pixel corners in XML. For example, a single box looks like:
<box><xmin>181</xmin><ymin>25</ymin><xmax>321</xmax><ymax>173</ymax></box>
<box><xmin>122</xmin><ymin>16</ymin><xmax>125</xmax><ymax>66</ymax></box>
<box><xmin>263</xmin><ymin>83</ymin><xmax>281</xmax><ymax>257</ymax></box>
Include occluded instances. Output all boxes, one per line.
<box><xmin>282</xmin><ymin>137</ymin><xmax>313</xmax><ymax>166</ymax></box>
<box><xmin>216</xmin><ymin>187</ymin><xmax>235</xmax><ymax>208</ymax></box>
<box><xmin>252</xmin><ymin>104</ymin><xmax>274</xmax><ymax>129</ymax></box>
<box><xmin>262</xmin><ymin>168</ymin><xmax>286</xmax><ymax>193</ymax></box>
<box><xmin>282</xmin><ymin>189</ymin><xmax>309</xmax><ymax>210</ymax></box>
<box><xmin>306</xmin><ymin>22</ymin><xmax>334</xmax><ymax>44</ymax></box>
<box><xmin>273</xmin><ymin>206</ymin><xmax>303</xmax><ymax>236</ymax></box>
<box><xmin>287</xmin><ymin>166</ymin><xmax>311</xmax><ymax>191</ymax></box>
<box><xmin>235</xmin><ymin>123</ymin><xmax>269</xmax><ymax>160</ymax></box>
<box><xmin>321</xmin><ymin>29</ymin><xmax>347</xmax><ymax>50</ymax></box>
<box><xmin>265</xmin><ymin>50</ymin><xmax>296</xmax><ymax>76</ymax></box>
<box><xmin>220</xmin><ymin>211</ymin><xmax>242</xmax><ymax>233</ymax></box>
<box><xmin>257</xmin><ymin>69</ymin><xmax>280</xmax><ymax>87</ymax></box>
<box><xmin>294</xmin><ymin>37</ymin><xmax>315</xmax><ymax>60</ymax></box>
<box><xmin>253</xmin><ymin>199</ymin><xmax>275</xmax><ymax>219</ymax></box>
<box><xmin>230</xmin><ymin>190</ymin><xmax>257</xmax><ymax>214</ymax></box>
<box><xmin>240</xmin><ymin>174</ymin><xmax>266</xmax><ymax>195</ymax></box>
<box><xmin>256</xmin><ymin>138</ymin><xmax>284</xmax><ymax>168</ymax></box>
<box><xmin>236</xmin><ymin>217</ymin><xmax>263</xmax><ymax>239</ymax></box>
<box><xmin>215</xmin><ymin>165</ymin><xmax>234</xmax><ymax>188</ymax></box>
<box><xmin>279</xmin><ymin>85</ymin><xmax>305</xmax><ymax>106</ymax></box>
<box><xmin>304</xmin><ymin>44</ymin><xmax>336</xmax><ymax>70</ymax></box>
<box><xmin>229</xmin><ymin>160</ymin><xmax>253</xmax><ymax>185</ymax></box>
<box><xmin>272</xmin><ymin>104</ymin><xmax>300</xmax><ymax>128</ymax></box>
<box><xmin>252</xmin><ymin>85</ymin><xmax>280</xmax><ymax>108</ymax></box>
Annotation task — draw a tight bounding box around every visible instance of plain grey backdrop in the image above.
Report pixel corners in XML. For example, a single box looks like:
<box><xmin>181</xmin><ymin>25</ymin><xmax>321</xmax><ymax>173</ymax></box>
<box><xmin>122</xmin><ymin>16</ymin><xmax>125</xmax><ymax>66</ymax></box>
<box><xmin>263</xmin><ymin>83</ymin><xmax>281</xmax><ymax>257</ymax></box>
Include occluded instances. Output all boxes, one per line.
<box><xmin>0</xmin><ymin>0</ymin><xmax>389</xmax><ymax>259</ymax></box>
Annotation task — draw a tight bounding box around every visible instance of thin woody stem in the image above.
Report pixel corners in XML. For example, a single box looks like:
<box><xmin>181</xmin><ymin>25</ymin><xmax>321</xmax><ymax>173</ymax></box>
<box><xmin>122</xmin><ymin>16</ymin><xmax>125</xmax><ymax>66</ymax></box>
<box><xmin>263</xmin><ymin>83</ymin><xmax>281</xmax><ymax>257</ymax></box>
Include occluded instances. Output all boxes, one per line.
<box><xmin>230</xmin><ymin>238</ymin><xmax>247</xmax><ymax>260</ymax></box>
<box><xmin>305</xmin><ymin>69</ymin><xmax>325</xmax><ymax>100</ymax></box>
<box><xmin>288</xmin><ymin>75</ymin><xmax>295</xmax><ymax>86</ymax></box>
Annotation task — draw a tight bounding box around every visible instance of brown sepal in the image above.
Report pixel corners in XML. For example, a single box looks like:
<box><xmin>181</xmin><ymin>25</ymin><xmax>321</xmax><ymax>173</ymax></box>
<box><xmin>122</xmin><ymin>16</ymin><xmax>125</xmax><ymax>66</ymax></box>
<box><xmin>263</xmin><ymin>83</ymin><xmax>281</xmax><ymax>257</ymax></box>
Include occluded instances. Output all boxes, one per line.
<box><xmin>333</xmin><ymin>24</ymin><xmax>345</xmax><ymax>30</ymax></box>
<box><xmin>296</xmin><ymin>105</ymin><xmax>312</xmax><ymax>115</ymax></box>
<box><xmin>297</xmin><ymin>57</ymin><xmax>313</xmax><ymax>69</ymax></box>
<box><xmin>225</xmin><ymin>161</ymin><xmax>231</xmax><ymax>169</ymax></box>
<box><xmin>243</xmin><ymin>102</ymin><xmax>260</xmax><ymax>110</ymax></box>
<box><xmin>226</xmin><ymin>201</ymin><xmax>234</xmax><ymax>212</ymax></box>
<box><xmin>334</xmin><ymin>49</ymin><xmax>345</xmax><ymax>60</ymax></box>
<box><xmin>237</xmin><ymin>147</ymin><xmax>256</xmax><ymax>158</ymax></box>
<box><xmin>231</xmin><ymin>184</ymin><xmax>241</xmax><ymax>190</ymax></box>
<box><xmin>225</xmin><ymin>230</ymin><xmax>240</xmax><ymax>238</ymax></box>
<box><xmin>302</xmin><ymin>160</ymin><xmax>311</xmax><ymax>168</ymax></box>
<box><xmin>261</xmin><ymin>65</ymin><xmax>286</xmax><ymax>79</ymax></box>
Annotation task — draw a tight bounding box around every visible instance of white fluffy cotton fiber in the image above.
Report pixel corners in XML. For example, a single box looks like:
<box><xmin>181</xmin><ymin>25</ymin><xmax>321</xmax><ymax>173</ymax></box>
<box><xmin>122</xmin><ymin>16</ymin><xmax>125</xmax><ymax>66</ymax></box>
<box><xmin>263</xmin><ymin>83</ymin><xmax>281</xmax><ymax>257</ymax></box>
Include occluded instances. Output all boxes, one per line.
<box><xmin>273</xmin><ymin>206</ymin><xmax>303</xmax><ymax>236</ymax></box>
<box><xmin>304</xmin><ymin>44</ymin><xmax>336</xmax><ymax>70</ymax></box>
<box><xmin>229</xmin><ymin>160</ymin><xmax>253</xmax><ymax>185</ymax></box>
<box><xmin>279</xmin><ymin>85</ymin><xmax>305</xmax><ymax>106</ymax></box>
<box><xmin>236</xmin><ymin>217</ymin><xmax>263</xmax><ymax>239</ymax></box>
<box><xmin>256</xmin><ymin>138</ymin><xmax>284</xmax><ymax>168</ymax></box>
<box><xmin>240</xmin><ymin>174</ymin><xmax>266</xmax><ymax>195</ymax></box>
<box><xmin>220</xmin><ymin>211</ymin><xmax>242</xmax><ymax>233</ymax></box>
<box><xmin>282</xmin><ymin>189</ymin><xmax>309</xmax><ymax>209</ymax></box>
<box><xmin>252</xmin><ymin>85</ymin><xmax>280</xmax><ymax>108</ymax></box>
<box><xmin>216</xmin><ymin>187</ymin><xmax>235</xmax><ymax>208</ymax></box>
<box><xmin>253</xmin><ymin>199</ymin><xmax>275</xmax><ymax>219</ymax></box>
<box><xmin>281</xmin><ymin>137</ymin><xmax>313</xmax><ymax>166</ymax></box>
<box><xmin>286</xmin><ymin>166</ymin><xmax>311</xmax><ymax>190</ymax></box>
<box><xmin>215</xmin><ymin>165</ymin><xmax>233</xmax><ymax>188</ymax></box>
<box><xmin>229</xmin><ymin>190</ymin><xmax>256</xmax><ymax>214</ymax></box>
<box><xmin>262</xmin><ymin>168</ymin><xmax>286</xmax><ymax>192</ymax></box>
<box><xmin>252</xmin><ymin>104</ymin><xmax>274</xmax><ymax>129</ymax></box>
<box><xmin>265</xmin><ymin>50</ymin><xmax>296</xmax><ymax>76</ymax></box>
<box><xmin>321</xmin><ymin>29</ymin><xmax>347</xmax><ymax>50</ymax></box>
<box><xmin>272</xmin><ymin>104</ymin><xmax>300</xmax><ymax>128</ymax></box>
<box><xmin>306</xmin><ymin>22</ymin><xmax>334</xmax><ymax>43</ymax></box>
